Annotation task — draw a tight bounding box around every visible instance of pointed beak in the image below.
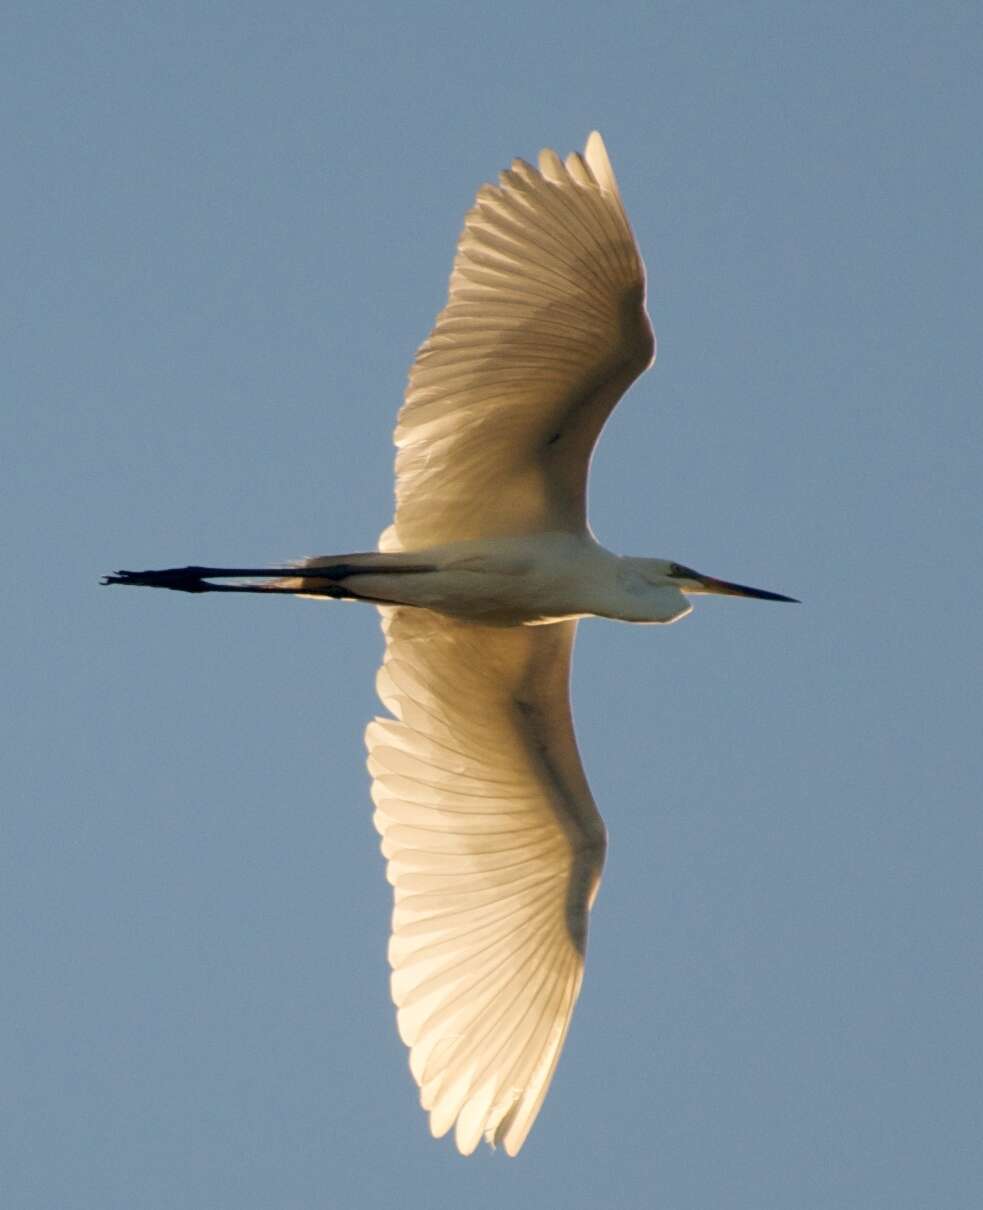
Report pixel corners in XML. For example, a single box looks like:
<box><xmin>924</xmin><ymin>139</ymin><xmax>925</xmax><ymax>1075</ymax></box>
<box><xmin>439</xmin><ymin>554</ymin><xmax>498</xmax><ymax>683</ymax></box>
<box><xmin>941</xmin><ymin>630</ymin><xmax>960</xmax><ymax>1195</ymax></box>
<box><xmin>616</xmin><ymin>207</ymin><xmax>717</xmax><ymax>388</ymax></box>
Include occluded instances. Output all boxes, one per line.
<box><xmin>673</xmin><ymin>565</ymin><xmax>798</xmax><ymax>603</ymax></box>
<box><xmin>697</xmin><ymin>575</ymin><xmax>798</xmax><ymax>602</ymax></box>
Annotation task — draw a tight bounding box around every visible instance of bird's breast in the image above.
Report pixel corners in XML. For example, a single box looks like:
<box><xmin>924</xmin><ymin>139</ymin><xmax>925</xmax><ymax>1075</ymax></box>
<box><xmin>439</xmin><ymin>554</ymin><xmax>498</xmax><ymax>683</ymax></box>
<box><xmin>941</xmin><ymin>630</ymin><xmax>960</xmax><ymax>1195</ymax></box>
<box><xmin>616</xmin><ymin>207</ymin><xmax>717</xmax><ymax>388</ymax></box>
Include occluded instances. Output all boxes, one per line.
<box><xmin>354</xmin><ymin>533</ymin><xmax>621</xmax><ymax>626</ymax></box>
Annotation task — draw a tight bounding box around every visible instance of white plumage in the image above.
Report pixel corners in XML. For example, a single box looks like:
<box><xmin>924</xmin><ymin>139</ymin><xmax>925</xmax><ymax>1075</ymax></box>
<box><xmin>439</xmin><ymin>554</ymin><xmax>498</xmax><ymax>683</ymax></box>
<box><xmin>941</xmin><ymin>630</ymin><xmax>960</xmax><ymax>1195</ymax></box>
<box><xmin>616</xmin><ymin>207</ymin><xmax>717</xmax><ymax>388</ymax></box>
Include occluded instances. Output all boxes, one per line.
<box><xmin>368</xmin><ymin>136</ymin><xmax>646</xmax><ymax>1151</ymax></box>
<box><xmin>379</xmin><ymin>132</ymin><xmax>653</xmax><ymax>552</ymax></box>
<box><xmin>106</xmin><ymin>131</ymin><xmax>794</xmax><ymax>1156</ymax></box>
<box><xmin>367</xmin><ymin>611</ymin><xmax>599</xmax><ymax>1155</ymax></box>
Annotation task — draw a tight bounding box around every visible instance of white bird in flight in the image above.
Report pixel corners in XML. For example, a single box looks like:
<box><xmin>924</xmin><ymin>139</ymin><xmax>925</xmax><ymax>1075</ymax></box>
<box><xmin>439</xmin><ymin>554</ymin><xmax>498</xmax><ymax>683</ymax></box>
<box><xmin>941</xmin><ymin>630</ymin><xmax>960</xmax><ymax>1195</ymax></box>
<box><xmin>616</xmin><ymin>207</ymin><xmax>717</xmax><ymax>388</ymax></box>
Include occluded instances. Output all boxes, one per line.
<box><xmin>105</xmin><ymin>132</ymin><xmax>795</xmax><ymax>1156</ymax></box>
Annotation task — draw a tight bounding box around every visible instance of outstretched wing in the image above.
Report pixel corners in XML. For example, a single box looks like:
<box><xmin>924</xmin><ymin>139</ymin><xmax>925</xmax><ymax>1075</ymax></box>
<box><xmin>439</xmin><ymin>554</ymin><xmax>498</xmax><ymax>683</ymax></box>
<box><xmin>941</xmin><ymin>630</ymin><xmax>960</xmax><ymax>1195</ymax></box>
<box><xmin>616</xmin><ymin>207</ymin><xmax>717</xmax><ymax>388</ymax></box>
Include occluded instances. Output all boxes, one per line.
<box><xmin>365</xmin><ymin>608</ymin><xmax>606</xmax><ymax>1155</ymax></box>
<box><xmin>380</xmin><ymin>131</ymin><xmax>654</xmax><ymax>553</ymax></box>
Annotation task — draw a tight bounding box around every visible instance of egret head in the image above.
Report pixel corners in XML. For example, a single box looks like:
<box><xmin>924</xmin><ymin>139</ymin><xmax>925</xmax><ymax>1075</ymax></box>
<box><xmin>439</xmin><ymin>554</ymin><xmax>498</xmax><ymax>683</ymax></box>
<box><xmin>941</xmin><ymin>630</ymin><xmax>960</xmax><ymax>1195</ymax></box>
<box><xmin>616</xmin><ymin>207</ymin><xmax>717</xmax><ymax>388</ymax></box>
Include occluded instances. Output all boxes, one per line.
<box><xmin>664</xmin><ymin>561</ymin><xmax>798</xmax><ymax>603</ymax></box>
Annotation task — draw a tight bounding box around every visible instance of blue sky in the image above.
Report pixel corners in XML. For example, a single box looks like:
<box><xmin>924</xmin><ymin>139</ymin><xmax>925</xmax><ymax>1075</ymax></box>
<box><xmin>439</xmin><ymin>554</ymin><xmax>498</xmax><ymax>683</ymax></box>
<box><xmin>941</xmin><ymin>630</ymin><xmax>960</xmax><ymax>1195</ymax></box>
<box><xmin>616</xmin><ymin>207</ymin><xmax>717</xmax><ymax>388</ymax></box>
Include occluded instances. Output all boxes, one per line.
<box><xmin>5</xmin><ymin>3</ymin><xmax>982</xmax><ymax>1207</ymax></box>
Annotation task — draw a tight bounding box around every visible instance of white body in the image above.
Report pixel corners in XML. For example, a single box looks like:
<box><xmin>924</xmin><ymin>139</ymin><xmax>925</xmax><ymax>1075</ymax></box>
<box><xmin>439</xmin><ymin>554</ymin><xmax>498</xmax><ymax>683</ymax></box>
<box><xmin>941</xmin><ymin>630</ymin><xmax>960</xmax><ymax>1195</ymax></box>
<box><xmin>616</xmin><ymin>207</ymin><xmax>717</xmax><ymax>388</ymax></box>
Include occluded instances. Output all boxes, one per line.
<box><xmin>303</xmin><ymin>533</ymin><xmax>692</xmax><ymax>626</ymax></box>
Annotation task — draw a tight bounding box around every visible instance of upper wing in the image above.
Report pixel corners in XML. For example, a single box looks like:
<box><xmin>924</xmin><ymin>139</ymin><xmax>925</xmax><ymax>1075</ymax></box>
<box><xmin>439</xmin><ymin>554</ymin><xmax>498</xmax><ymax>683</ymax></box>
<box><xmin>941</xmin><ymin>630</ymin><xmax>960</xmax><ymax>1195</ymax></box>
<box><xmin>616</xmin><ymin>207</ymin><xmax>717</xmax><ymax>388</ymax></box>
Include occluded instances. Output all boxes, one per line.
<box><xmin>365</xmin><ymin>608</ymin><xmax>606</xmax><ymax>1155</ymax></box>
<box><xmin>380</xmin><ymin>131</ymin><xmax>654</xmax><ymax>553</ymax></box>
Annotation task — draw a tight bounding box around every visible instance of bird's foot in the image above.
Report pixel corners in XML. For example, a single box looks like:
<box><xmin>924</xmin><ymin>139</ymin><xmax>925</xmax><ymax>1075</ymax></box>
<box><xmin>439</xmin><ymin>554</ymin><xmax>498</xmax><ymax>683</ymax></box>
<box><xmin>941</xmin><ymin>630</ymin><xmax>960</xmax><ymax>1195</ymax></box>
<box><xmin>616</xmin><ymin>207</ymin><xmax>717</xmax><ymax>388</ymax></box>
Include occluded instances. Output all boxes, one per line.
<box><xmin>101</xmin><ymin>566</ymin><xmax>211</xmax><ymax>592</ymax></box>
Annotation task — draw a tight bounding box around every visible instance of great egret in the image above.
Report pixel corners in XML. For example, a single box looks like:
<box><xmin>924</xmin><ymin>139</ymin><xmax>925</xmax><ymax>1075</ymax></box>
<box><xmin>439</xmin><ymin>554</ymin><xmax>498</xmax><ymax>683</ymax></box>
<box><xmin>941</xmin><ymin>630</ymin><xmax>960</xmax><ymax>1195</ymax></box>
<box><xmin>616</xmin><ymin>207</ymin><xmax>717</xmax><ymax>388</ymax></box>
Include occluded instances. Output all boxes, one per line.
<box><xmin>105</xmin><ymin>132</ymin><xmax>795</xmax><ymax>1155</ymax></box>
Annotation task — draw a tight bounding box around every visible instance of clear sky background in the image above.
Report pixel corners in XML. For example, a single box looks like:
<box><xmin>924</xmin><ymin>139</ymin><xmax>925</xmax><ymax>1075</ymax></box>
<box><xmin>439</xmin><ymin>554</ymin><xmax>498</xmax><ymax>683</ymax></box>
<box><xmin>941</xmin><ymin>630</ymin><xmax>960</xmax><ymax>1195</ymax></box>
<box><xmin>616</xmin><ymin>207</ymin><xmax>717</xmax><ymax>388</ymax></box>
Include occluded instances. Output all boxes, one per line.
<box><xmin>5</xmin><ymin>3</ymin><xmax>982</xmax><ymax>1208</ymax></box>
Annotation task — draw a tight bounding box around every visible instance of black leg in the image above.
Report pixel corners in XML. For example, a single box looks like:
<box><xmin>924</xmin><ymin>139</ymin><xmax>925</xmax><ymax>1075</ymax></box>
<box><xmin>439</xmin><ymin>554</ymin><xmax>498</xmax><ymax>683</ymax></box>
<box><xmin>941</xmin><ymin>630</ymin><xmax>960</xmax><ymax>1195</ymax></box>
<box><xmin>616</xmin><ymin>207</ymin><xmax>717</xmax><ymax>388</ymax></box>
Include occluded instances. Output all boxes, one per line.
<box><xmin>100</xmin><ymin>566</ymin><xmax>295</xmax><ymax>592</ymax></box>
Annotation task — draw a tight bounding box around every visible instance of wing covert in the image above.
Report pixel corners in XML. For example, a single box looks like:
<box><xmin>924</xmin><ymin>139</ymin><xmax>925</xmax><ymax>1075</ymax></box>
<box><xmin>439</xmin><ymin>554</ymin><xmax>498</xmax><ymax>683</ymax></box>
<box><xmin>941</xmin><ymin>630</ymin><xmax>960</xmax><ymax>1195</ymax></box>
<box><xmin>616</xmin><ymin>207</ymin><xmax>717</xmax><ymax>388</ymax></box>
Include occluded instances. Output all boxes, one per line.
<box><xmin>365</xmin><ymin>608</ymin><xmax>605</xmax><ymax>1154</ymax></box>
<box><xmin>380</xmin><ymin>131</ymin><xmax>654</xmax><ymax>553</ymax></box>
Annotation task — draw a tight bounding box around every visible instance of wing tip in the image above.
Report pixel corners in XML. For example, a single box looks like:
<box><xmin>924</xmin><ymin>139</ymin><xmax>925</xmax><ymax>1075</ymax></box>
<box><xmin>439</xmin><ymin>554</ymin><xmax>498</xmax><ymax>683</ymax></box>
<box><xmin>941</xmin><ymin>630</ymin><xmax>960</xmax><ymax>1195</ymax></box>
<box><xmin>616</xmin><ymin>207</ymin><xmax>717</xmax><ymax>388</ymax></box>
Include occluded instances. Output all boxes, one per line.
<box><xmin>583</xmin><ymin>130</ymin><xmax>621</xmax><ymax>198</ymax></box>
